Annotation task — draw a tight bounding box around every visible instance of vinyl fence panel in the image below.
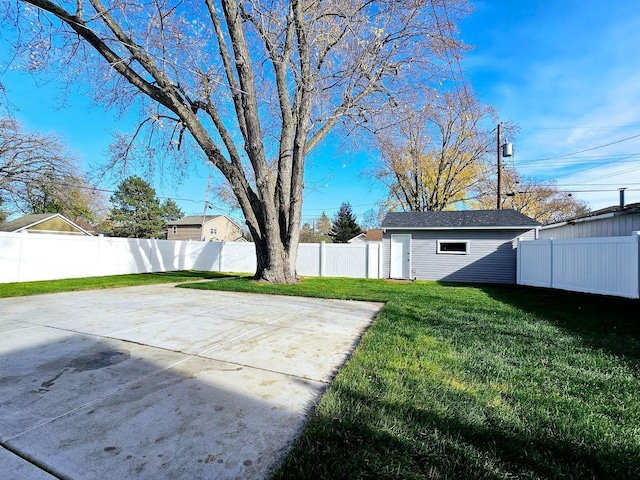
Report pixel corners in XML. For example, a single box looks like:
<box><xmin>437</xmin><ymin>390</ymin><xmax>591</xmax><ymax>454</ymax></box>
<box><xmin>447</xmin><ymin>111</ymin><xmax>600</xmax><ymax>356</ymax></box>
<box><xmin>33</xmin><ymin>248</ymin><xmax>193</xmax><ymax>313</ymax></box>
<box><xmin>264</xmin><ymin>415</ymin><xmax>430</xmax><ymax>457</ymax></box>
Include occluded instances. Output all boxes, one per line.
<box><xmin>517</xmin><ymin>238</ymin><xmax>552</xmax><ymax>287</ymax></box>
<box><xmin>517</xmin><ymin>235</ymin><xmax>640</xmax><ymax>298</ymax></box>
<box><xmin>219</xmin><ymin>242</ymin><xmax>256</xmax><ymax>273</ymax></box>
<box><xmin>297</xmin><ymin>243</ymin><xmax>321</xmax><ymax>276</ymax></box>
<box><xmin>0</xmin><ymin>233</ymin><xmax>383</xmax><ymax>283</ymax></box>
<box><xmin>323</xmin><ymin>243</ymin><xmax>368</xmax><ymax>278</ymax></box>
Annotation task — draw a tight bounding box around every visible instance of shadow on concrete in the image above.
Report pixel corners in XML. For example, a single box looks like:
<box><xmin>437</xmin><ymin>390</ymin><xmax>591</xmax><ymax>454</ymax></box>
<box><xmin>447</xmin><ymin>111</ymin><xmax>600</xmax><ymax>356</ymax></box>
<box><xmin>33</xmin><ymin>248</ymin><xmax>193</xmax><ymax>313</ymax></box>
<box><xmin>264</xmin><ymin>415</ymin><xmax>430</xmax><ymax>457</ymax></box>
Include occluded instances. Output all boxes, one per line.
<box><xmin>0</xmin><ymin>331</ymin><xmax>323</xmax><ymax>479</ymax></box>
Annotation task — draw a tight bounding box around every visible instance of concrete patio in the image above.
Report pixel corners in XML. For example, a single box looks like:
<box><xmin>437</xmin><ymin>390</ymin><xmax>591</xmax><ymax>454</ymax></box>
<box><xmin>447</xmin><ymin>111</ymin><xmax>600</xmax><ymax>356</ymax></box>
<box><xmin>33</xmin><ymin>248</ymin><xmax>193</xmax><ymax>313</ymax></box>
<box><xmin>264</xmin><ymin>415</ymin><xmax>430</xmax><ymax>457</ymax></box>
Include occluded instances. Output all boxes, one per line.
<box><xmin>0</xmin><ymin>283</ymin><xmax>383</xmax><ymax>479</ymax></box>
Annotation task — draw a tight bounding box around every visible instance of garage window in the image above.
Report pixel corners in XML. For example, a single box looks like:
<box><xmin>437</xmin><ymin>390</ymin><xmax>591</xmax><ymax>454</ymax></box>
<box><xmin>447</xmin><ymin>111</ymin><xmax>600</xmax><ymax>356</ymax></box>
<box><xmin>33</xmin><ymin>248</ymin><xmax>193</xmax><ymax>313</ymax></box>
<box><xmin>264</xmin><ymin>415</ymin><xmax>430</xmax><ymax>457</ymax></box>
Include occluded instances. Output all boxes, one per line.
<box><xmin>437</xmin><ymin>240</ymin><xmax>469</xmax><ymax>254</ymax></box>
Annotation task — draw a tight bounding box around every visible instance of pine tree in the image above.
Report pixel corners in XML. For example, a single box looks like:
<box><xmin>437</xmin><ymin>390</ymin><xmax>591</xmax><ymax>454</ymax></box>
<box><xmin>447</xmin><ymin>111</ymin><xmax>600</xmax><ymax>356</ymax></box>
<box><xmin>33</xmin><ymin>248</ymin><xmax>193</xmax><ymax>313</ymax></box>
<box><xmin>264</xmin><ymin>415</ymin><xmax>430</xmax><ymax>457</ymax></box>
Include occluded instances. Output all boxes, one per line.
<box><xmin>160</xmin><ymin>198</ymin><xmax>184</xmax><ymax>223</ymax></box>
<box><xmin>329</xmin><ymin>202</ymin><xmax>363</xmax><ymax>243</ymax></box>
<box><xmin>108</xmin><ymin>176</ymin><xmax>165</xmax><ymax>238</ymax></box>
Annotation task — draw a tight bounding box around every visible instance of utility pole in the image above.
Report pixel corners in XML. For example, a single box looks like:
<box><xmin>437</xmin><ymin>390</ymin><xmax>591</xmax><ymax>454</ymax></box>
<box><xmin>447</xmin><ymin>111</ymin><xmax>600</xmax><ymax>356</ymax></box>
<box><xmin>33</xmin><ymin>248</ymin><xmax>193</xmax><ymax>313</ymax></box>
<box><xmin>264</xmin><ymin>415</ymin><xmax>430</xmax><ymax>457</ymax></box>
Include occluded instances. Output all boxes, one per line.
<box><xmin>201</xmin><ymin>175</ymin><xmax>211</xmax><ymax>241</ymax></box>
<box><xmin>496</xmin><ymin>122</ymin><xmax>502</xmax><ymax>210</ymax></box>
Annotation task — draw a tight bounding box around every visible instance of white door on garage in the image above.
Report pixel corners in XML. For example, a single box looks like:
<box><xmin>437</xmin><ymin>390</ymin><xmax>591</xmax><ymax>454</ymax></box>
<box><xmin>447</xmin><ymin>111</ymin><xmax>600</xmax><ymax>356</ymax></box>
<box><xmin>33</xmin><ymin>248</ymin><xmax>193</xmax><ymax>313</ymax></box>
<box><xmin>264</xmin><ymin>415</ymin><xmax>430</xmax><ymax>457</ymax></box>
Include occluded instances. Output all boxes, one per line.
<box><xmin>390</xmin><ymin>234</ymin><xmax>411</xmax><ymax>279</ymax></box>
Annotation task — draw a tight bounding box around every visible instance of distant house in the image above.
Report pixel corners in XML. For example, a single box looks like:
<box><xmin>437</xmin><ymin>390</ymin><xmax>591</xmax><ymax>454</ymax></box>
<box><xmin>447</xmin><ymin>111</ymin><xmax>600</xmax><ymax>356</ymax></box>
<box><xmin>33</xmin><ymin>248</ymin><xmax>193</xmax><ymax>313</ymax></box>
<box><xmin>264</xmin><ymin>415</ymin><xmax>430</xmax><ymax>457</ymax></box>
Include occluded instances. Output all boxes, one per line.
<box><xmin>539</xmin><ymin>201</ymin><xmax>640</xmax><ymax>239</ymax></box>
<box><xmin>166</xmin><ymin>215</ymin><xmax>243</xmax><ymax>242</ymax></box>
<box><xmin>381</xmin><ymin>209</ymin><xmax>539</xmax><ymax>284</ymax></box>
<box><xmin>348</xmin><ymin>229</ymin><xmax>383</xmax><ymax>244</ymax></box>
<box><xmin>0</xmin><ymin>213</ymin><xmax>93</xmax><ymax>236</ymax></box>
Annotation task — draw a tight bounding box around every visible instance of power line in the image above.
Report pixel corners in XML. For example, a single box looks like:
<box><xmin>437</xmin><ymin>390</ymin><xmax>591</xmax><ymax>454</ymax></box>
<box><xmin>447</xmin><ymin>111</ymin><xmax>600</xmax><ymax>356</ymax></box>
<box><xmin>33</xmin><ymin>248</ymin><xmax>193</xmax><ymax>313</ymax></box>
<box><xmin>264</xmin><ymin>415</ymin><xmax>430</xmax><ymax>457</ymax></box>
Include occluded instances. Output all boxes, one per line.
<box><xmin>527</xmin><ymin>152</ymin><xmax>640</xmax><ymax>183</ymax></box>
<box><xmin>518</xmin><ymin>133</ymin><xmax>640</xmax><ymax>164</ymax></box>
<box><xmin>554</xmin><ymin>182</ymin><xmax>640</xmax><ymax>187</ymax></box>
<box><xmin>525</xmin><ymin>124</ymin><xmax>640</xmax><ymax>130</ymax></box>
<box><xmin>556</xmin><ymin>188</ymin><xmax>640</xmax><ymax>193</ymax></box>
<box><xmin>517</xmin><ymin>152</ymin><xmax>640</xmax><ymax>164</ymax></box>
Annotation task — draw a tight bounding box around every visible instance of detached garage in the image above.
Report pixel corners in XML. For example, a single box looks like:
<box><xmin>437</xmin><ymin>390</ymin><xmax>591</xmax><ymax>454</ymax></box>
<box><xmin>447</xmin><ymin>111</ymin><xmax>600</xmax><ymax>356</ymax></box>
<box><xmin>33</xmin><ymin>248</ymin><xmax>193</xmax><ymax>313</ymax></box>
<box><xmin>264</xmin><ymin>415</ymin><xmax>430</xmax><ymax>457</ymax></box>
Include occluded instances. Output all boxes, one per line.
<box><xmin>381</xmin><ymin>210</ymin><xmax>540</xmax><ymax>284</ymax></box>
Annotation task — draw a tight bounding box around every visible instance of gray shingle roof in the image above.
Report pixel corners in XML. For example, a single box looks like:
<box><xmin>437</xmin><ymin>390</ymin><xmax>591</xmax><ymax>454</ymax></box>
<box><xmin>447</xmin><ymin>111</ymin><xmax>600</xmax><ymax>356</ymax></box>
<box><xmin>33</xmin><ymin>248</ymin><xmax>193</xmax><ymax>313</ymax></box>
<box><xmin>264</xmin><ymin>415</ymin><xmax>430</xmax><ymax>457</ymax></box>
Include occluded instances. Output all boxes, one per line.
<box><xmin>381</xmin><ymin>209</ymin><xmax>540</xmax><ymax>229</ymax></box>
<box><xmin>166</xmin><ymin>215</ymin><xmax>223</xmax><ymax>226</ymax></box>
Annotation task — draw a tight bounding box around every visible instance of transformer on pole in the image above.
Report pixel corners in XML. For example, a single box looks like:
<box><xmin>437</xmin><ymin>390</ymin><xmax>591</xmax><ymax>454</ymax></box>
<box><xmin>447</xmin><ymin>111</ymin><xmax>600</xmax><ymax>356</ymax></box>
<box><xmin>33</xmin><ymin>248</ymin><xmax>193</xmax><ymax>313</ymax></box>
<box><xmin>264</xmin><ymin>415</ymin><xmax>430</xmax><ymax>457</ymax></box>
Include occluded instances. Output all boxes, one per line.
<box><xmin>496</xmin><ymin>123</ymin><xmax>513</xmax><ymax>210</ymax></box>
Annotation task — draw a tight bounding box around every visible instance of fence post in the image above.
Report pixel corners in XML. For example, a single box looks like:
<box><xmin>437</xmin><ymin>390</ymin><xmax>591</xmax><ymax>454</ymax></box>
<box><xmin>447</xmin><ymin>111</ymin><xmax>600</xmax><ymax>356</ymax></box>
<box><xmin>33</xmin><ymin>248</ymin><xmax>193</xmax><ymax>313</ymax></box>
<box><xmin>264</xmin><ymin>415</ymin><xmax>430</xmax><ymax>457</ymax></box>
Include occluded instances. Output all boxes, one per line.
<box><xmin>365</xmin><ymin>243</ymin><xmax>370</xmax><ymax>279</ymax></box>
<box><xmin>219</xmin><ymin>241</ymin><xmax>224</xmax><ymax>272</ymax></box>
<box><xmin>516</xmin><ymin>237</ymin><xmax>521</xmax><ymax>285</ymax></box>
<box><xmin>16</xmin><ymin>231</ymin><xmax>26</xmax><ymax>282</ymax></box>
<box><xmin>319</xmin><ymin>241</ymin><xmax>325</xmax><ymax>277</ymax></box>
<box><xmin>634</xmin><ymin>232</ymin><xmax>640</xmax><ymax>299</ymax></box>
<box><xmin>549</xmin><ymin>238</ymin><xmax>554</xmax><ymax>288</ymax></box>
<box><xmin>96</xmin><ymin>234</ymin><xmax>103</xmax><ymax>277</ymax></box>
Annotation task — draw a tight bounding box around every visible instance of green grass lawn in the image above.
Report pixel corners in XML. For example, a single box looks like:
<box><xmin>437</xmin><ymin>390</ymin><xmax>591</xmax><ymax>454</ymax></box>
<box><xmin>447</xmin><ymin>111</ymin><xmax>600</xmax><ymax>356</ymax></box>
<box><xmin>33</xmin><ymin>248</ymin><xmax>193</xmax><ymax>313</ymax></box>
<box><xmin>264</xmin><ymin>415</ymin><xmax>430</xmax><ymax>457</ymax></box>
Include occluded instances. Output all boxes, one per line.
<box><xmin>0</xmin><ymin>271</ymin><xmax>230</xmax><ymax>298</ymax></box>
<box><xmin>182</xmin><ymin>277</ymin><xmax>640</xmax><ymax>479</ymax></box>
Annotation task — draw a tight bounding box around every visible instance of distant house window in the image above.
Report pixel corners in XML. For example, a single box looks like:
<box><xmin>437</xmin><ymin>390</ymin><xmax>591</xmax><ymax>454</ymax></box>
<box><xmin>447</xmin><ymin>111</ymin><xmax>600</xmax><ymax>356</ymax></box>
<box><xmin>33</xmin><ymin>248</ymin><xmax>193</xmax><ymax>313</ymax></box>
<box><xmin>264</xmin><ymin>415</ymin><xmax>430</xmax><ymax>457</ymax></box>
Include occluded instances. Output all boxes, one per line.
<box><xmin>172</xmin><ymin>226</ymin><xmax>177</xmax><ymax>234</ymax></box>
<box><xmin>210</xmin><ymin>228</ymin><xmax>217</xmax><ymax>235</ymax></box>
<box><xmin>437</xmin><ymin>240</ymin><xmax>469</xmax><ymax>254</ymax></box>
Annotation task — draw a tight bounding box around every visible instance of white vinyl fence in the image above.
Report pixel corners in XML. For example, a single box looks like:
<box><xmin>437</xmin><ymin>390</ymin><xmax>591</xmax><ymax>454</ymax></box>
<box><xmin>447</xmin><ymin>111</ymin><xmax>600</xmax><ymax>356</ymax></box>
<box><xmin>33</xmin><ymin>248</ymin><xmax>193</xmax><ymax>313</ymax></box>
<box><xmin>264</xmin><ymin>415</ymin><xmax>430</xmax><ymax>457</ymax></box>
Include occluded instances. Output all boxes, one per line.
<box><xmin>0</xmin><ymin>232</ymin><xmax>382</xmax><ymax>283</ymax></box>
<box><xmin>517</xmin><ymin>234</ymin><xmax>640</xmax><ymax>299</ymax></box>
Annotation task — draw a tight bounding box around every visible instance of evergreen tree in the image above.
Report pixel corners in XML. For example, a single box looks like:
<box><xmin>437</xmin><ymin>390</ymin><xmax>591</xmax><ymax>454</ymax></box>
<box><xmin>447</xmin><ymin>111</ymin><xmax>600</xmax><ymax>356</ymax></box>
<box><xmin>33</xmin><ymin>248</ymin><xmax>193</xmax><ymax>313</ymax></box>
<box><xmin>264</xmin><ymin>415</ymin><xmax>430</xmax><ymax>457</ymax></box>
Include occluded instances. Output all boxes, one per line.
<box><xmin>160</xmin><ymin>198</ymin><xmax>184</xmax><ymax>223</ymax></box>
<box><xmin>108</xmin><ymin>176</ymin><xmax>164</xmax><ymax>238</ymax></box>
<box><xmin>329</xmin><ymin>202</ymin><xmax>363</xmax><ymax>243</ymax></box>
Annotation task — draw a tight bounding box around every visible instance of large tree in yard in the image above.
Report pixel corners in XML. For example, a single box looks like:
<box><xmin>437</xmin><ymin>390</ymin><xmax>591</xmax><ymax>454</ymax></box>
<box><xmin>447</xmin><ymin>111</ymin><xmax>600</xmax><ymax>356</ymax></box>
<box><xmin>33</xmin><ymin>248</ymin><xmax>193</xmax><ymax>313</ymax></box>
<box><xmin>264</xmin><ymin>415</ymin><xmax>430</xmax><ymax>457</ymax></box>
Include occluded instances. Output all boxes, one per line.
<box><xmin>5</xmin><ymin>0</ymin><xmax>470</xmax><ymax>282</ymax></box>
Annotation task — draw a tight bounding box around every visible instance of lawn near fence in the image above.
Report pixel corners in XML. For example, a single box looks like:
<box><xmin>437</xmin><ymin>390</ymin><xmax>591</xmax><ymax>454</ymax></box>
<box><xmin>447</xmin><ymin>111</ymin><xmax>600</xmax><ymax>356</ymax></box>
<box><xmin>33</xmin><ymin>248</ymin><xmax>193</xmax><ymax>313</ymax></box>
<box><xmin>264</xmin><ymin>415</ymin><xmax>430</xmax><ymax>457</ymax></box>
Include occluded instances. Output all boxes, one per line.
<box><xmin>0</xmin><ymin>271</ymin><xmax>230</xmax><ymax>298</ymax></box>
<box><xmin>182</xmin><ymin>278</ymin><xmax>640</xmax><ymax>479</ymax></box>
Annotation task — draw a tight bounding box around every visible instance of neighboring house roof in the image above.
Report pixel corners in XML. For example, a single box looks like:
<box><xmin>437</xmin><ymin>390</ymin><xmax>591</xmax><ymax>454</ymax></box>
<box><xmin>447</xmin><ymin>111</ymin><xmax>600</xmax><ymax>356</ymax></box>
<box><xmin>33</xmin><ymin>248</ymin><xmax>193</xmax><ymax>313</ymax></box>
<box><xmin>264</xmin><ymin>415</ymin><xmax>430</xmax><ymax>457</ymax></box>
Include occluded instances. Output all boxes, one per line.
<box><xmin>542</xmin><ymin>201</ymin><xmax>640</xmax><ymax>229</ymax></box>
<box><xmin>166</xmin><ymin>215</ymin><xmax>242</xmax><ymax>229</ymax></box>
<box><xmin>365</xmin><ymin>229</ymin><xmax>383</xmax><ymax>241</ymax></box>
<box><xmin>347</xmin><ymin>233</ymin><xmax>366</xmax><ymax>243</ymax></box>
<box><xmin>382</xmin><ymin>209</ymin><xmax>540</xmax><ymax>230</ymax></box>
<box><xmin>348</xmin><ymin>229</ymin><xmax>383</xmax><ymax>243</ymax></box>
<box><xmin>0</xmin><ymin>213</ymin><xmax>93</xmax><ymax>235</ymax></box>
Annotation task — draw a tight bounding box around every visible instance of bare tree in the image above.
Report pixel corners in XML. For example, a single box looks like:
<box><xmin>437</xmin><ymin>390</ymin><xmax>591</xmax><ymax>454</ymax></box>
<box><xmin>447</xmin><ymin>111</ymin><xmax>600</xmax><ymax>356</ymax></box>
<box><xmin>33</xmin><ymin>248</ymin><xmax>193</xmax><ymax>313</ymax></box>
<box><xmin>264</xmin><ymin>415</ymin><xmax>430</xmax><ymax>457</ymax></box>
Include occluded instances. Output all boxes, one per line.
<box><xmin>5</xmin><ymin>0</ymin><xmax>470</xmax><ymax>282</ymax></box>
<box><xmin>0</xmin><ymin>118</ymin><xmax>107</xmax><ymax>224</ymax></box>
<box><xmin>475</xmin><ymin>167</ymin><xmax>589</xmax><ymax>224</ymax></box>
<box><xmin>21</xmin><ymin>170</ymin><xmax>108</xmax><ymax>224</ymax></box>
<box><xmin>369</xmin><ymin>88</ymin><xmax>496</xmax><ymax>211</ymax></box>
<box><xmin>315</xmin><ymin>212</ymin><xmax>331</xmax><ymax>236</ymax></box>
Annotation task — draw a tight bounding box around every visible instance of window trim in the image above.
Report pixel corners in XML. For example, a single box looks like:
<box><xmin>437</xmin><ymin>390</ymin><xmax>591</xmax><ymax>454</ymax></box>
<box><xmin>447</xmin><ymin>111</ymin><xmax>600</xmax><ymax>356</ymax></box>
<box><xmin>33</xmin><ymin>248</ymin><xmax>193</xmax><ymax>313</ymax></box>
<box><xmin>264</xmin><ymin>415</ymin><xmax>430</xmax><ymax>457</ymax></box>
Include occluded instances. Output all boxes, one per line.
<box><xmin>436</xmin><ymin>240</ymin><xmax>470</xmax><ymax>255</ymax></box>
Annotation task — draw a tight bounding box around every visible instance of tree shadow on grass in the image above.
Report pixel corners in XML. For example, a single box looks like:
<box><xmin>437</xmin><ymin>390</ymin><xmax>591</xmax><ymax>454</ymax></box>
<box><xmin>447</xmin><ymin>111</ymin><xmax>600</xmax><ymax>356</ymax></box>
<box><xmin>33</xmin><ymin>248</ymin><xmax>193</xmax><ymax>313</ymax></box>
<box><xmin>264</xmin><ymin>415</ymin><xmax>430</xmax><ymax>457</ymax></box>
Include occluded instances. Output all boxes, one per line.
<box><xmin>273</xmin><ymin>382</ymin><xmax>639</xmax><ymax>480</ymax></box>
<box><xmin>470</xmin><ymin>283</ymin><xmax>640</xmax><ymax>359</ymax></box>
<box><xmin>273</xmin><ymin>282</ymin><xmax>640</xmax><ymax>480</ymax></box>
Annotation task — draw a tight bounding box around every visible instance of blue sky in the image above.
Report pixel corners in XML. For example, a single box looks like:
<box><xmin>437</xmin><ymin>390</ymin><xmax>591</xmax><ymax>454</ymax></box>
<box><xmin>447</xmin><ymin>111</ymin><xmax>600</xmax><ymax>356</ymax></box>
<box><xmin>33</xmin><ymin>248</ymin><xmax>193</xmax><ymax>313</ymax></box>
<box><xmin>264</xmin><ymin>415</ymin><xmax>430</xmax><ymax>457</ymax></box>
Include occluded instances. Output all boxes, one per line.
<box><xmin>459</xmin><ymin>0</ymin><xmax>640</xmax><ymax>210</ymax></box>
<box><xmin>2</xmin><ymin>0</ymin><xmax>640</xmax><ymax>224</ymax></box>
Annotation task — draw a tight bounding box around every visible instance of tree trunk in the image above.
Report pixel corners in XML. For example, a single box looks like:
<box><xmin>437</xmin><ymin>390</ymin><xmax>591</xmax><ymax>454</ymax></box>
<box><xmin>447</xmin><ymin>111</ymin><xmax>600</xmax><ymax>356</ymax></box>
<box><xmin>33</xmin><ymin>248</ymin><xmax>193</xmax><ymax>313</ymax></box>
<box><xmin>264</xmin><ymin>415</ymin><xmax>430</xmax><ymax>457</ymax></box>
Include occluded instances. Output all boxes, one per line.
<box><xmin>253</xmin><ymin>236</ymin><xmax>298</xmax><ymax>283</ymax></box>
<box><xmin>249</xmin><ymin>218</ymin><xmax>299</xmax><ymax>283</ymax></box>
